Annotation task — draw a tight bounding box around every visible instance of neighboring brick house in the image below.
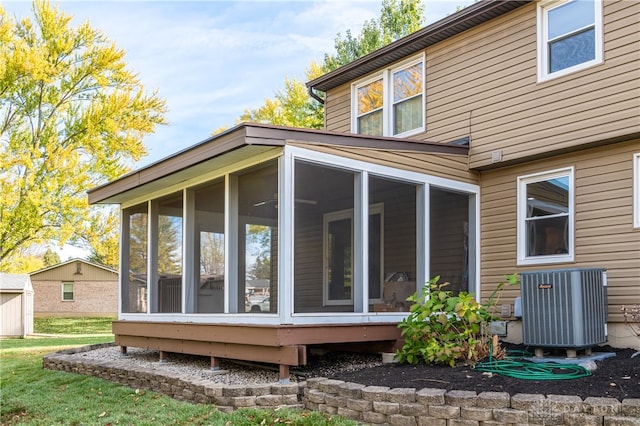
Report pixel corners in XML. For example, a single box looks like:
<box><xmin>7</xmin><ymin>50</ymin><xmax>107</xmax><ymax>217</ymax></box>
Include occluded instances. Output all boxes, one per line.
<box><xmin>30</xmin><ymin>259</ymin><xmax>118</xmax><ymax>317</ymax></box>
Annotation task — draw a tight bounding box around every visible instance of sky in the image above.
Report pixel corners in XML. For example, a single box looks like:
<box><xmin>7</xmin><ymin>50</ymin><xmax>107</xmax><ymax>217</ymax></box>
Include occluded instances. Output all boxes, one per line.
<box><xmin>3</xmin><ymin>0</ymin><xmax>473</xmax><ymax>260</ymax></box>
<box><xmin>4</xmin><ymin>0</ymin><xmax>473</xmax><ymax>168</ymax></box>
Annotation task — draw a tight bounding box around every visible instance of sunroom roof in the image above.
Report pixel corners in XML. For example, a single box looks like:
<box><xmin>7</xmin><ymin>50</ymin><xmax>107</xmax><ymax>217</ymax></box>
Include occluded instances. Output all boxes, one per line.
<box><xmin>87</xmin><ymin>123</ymin><xmax>468</xmax><ymax>205</ymax></box>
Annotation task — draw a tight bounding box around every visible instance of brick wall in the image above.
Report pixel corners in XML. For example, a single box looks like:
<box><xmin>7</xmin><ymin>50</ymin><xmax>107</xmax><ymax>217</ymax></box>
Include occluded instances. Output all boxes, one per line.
<box><xmin>32</xmin><ymin>280</ymin><xmax>117</xmax><ymax>316</ymax></box>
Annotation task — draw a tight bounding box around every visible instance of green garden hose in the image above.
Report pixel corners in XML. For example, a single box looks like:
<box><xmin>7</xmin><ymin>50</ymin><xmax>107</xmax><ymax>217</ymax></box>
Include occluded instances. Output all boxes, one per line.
<box><xmin>475</xmin><ymin>349</ymin><xmax>592</xmax><ymax>380</ymax></box>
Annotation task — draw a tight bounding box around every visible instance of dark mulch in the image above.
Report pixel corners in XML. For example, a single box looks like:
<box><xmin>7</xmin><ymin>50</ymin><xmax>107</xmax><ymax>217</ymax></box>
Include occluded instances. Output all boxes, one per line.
<box><xmin>301</xmin><ymin>344</ymin><xmax>640</xmax><ymax>401</ymax></box>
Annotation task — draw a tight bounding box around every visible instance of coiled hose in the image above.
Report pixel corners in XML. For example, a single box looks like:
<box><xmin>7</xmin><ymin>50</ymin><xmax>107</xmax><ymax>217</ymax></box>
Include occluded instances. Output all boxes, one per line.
<box><xmin>475</xmin><ymin>347</ymin><xmax>592</xmax><ymax>380</ymax></box>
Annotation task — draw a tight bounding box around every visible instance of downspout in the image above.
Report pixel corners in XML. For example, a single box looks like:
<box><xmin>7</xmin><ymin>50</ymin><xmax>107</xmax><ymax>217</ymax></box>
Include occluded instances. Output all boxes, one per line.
<box><xmin>307</xmin><ymin>86</ymin><xmax>325</xmax><ymax>105</ymax></box>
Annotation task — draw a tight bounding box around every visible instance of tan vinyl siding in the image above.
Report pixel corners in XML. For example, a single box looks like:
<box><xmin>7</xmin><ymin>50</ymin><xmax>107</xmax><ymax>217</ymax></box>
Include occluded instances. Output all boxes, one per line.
<box><xmin>30</xmin><ymin>261</ymin><xmax>118</xmax><ymax>282</ymax></box>
<box><xmin>479</xmin><ymin>139</ymin><xmax>640</xmax><ymax>322</ymax></box>
<box><xmin>324</xmin><ymin>84</ymin><xmax>351</xmax><ymax>134</ymax></box>
<box><xmin>288</xmin><ymin>142</ymin><xmax>478</xmax><ymax>185</ymax></box>
<box><xmin>324</xmin><ymin>1</ymin><xmax>640</xmax><ymax>169</ymax></box>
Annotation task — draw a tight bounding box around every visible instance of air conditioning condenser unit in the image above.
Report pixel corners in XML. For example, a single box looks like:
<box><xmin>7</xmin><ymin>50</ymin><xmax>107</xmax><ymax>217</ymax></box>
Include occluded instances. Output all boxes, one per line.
<box><xmin>520</xmin><ymin>268</ymin><xmax>607</xmax><ymax>356</ymax></box>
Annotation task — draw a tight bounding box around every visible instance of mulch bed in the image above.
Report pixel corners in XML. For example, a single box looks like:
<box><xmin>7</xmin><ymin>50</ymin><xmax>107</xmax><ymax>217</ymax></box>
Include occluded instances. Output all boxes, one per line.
<box><xmin>317</xmin><ymin>345</ymin><xmax>640</xmax><ymax>401</ymax></box>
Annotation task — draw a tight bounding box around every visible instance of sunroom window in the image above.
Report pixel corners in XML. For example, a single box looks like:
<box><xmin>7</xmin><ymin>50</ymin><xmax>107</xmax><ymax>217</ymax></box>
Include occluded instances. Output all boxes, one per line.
<box><xmin>353</xmin><ymin>55</ymin><xmax>424</xmax><ymax>137</ymax></box>
<box><xmin>293</xmin><ymin>159</ymin><xmax>419</xmax><ymax>313</ymax></box>
<box><xmin>118</xmin><ymin>146</ymin><xmax>479</xmax><ymax>320</ymax></box>
<box><xmin>191</xmin><ymin>179</ymin><xmax>225</xmax><ymax>313</ymax></box>
<box><xmin>235</xmin><ymin>160</ymin><xmax>278</xmax><ymax>314</ymax></box>
<box><xmin>154</xmin><ymin>192</ymin><xmax>183</xmax><ymax>313</ymax></box>
<box><xmin>122</xmin><ymin>203</ymin><xmax>148</xmax><ymax>313</ymax></box>
<box><xmin>517</xmin><ymin>168</ymin><xmax>574</xmax><ymax>265</ymax></box>
<box><xmin>538</xmin><ymin>0</ymin><xmax>602</xmax><ymax>81</ymax></box>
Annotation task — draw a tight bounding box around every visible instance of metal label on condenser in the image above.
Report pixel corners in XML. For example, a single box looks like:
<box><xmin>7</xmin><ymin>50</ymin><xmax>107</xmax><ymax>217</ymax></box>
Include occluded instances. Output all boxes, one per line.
<box><xmin>538</xmin><ymin>283</ymin><xmax>552</xmax><ymax>289</ymax></box>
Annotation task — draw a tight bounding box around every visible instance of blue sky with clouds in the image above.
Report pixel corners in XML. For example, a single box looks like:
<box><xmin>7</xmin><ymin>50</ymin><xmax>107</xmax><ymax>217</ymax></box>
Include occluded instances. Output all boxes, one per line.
<box><xmin>5</xmin><ymin>0</ymin><xmax>472</xmax><ymax>168</ymax></box>
<box><xmin>3</xmin><ymin>0</ymin><xmax>472</xmax><ymax>260</ymax></box>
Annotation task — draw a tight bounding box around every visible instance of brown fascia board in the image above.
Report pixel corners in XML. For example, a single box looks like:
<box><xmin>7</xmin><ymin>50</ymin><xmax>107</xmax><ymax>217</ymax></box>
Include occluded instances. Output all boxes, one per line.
<box><xmin>88</xmin><ymin>122</ymin><xmax>467</xmax><ymax>204</ymax></box>
<box><xmin>307</xmin><ymin>0</ymin><xmax>532</xmax><ymax>93</ymax></box>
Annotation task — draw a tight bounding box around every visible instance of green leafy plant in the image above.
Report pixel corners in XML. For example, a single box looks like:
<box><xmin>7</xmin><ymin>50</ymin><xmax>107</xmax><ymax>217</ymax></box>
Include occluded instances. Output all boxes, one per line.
<box><xmin>396</xmin><ymin>274</ymin><xmax>519</xmax><ymax>366</ymax></box>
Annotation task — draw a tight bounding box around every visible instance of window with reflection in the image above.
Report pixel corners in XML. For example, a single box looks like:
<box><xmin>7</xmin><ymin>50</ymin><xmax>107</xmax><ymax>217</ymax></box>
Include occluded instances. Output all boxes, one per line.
<box><xmin>353</xmin><ymin>55</ymin><xmax>424</xmax><ymax>137</ymax></box>
<box><xmin>518</xmin><ymin>168</ymin><xmax>574</xmax><ymax>265</ymax></box>
<box><xmin>156</xmin><ymin>192</ymin><xmax>183</xmax><ymax>313</ymax></box>
<box><xmin>193</xmin><ymin>179</ymin><xmax>225</xmax><ymax>313</ymax></box>
<box><xmin>393</xmin><ymin>62</ymin><xmax>423</xmax><ymax>135</ymax></box>
<box><xmin>538</xmin><ymin>0</ymin><xmax>602</xmax><ymax>80</ymax></box>
<box><xmin>123</xmin><ymin>203</ymin><xmax>148</xmax><ymax>313</ymax></box>
<box><xmin>236</xmin><ymin>160</ymin><xmax>278</xmax><ymax>313</ymax></box>
<box><xmin>356</xmin><ymin>79</ymin><xmax>384</xmax><ymax>136</ymax></box>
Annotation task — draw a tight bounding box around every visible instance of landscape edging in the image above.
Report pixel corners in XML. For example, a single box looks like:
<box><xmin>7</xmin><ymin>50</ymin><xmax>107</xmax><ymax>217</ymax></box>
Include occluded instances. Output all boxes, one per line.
<box><xmin>42</xmin><ymin>344</ymin><xmax>640</xmax><ymax>424</ymax></box>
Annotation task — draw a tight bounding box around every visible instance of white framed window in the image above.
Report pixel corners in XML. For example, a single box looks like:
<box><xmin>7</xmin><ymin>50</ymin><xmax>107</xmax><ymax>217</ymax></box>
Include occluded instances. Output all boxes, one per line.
<box><xmin>634</xmin><ymin>153</ymin><xmax>640</xmax><ymax>229</ymax></box>
<box><xmin>62</xmin><ymin>282</ymin><xmax>74</xmax><ymax>301</ymax></box>
<box><xmin>323</xmin><ymin>204</ymin><xmax>384</xmax><ymax>306</ymax></box>
<box><xmin>352</xmin><ymin>54</ymin><xmax>425</xmax><ymax>137</ymax></box>
<box><xmin>517</xmin><ymin>167</ymin><xmax>574</xmax><ymax>265</ymax></box>
<box><xmin>537</xmin><ymin>0</ymin><xmax>603</xmax><ymax>81</ymax></box>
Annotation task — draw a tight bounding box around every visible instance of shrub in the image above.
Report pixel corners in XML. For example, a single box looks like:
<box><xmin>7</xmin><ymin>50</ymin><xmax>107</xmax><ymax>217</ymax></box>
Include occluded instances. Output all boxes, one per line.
<box><xmin>396</xmin><ymin>274</ymin><xmax>518</xmax><ymax>366</ymax></box>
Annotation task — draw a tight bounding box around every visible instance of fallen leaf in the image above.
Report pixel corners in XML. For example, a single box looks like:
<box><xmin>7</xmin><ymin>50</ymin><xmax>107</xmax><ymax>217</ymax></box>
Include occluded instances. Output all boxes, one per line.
<box><xmin>98</xmin><ymin>412</ymin><xmax>106</xmax><ymax>418</ymax></box>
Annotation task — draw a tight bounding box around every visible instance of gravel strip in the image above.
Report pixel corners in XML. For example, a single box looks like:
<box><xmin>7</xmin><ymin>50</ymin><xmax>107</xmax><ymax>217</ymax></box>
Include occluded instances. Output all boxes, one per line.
<box><xmin>68</xmin><ymin>345</ymin><xmax>384</xmax><ymax>385</ymax></box>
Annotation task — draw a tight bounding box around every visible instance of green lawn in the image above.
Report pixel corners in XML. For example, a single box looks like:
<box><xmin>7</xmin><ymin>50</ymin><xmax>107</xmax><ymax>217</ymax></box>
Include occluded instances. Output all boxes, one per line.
<box><xmin>33</xmin><ymin>316</ymin><xmax>116</xmax><ymax>335</ymax></box>
<box><xmin>0</xmin><ymin>335</ymin><xmax>356</xmax><ymax>425</ymax></box>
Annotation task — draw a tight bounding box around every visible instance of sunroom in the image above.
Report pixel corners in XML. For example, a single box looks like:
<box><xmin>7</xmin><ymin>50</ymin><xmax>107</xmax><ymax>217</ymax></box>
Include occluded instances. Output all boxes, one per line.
<box><xmin>88</xmin><ymin>123</ymin><xmax>479</xmax><ymax>378</ymax></box>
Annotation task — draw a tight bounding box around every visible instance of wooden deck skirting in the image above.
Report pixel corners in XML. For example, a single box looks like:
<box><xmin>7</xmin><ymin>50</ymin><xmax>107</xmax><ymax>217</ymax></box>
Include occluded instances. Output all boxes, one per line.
<box><xmin>113</xmin><ymin>321</ymin><xmax>402</xmax><ymax>380</ymax></box>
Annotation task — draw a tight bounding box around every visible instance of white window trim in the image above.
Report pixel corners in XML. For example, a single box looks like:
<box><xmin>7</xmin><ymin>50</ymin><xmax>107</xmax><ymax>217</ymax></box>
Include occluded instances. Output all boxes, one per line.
<box><xmin>517</xmin><ymin>167</ymin><xmax>575</xmax><ymax>266</ymax></box>
<box><xmin>537</xmin><ymin>0</ymin><xmax>603</xmax><ymax>82</ymax></box>
<box><xmin>634</xmin><ymin>153</ymin><xmax>640</xmax><ymax>229</ymax></box>
<box><xmin>351</xmin><ymin>53</ymin><xmax>425</xmax><ymax>137</ymax></box>
<box><xmin>323</xmin><ymin>204</ymin><xmax>384</xmax><ymax>306</ymax></box>
<box><xmin>62</xmin><ymin>281</ymin><xmax>74</xmax><ymax>301</ymax></box>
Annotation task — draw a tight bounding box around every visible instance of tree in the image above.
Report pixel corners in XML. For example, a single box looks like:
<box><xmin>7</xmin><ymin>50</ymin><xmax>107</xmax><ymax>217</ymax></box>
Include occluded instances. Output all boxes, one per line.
<box><xmin>86</xmin><ymin>206</ymin><xmax>119</xmax><ymax>269</ymax></box>
<box><xmin>323</xmin><ymin>0</ymin><xmax>425</xmax><ymax>72</ymax></box>
<box><xmin>0</xmin><ymin>1</ymin><xmax>167</xmax><ymax>271</ymax></box>
<box><xmin>246</xmin><ymin>224</ymin><xmax>271</xmax><ymax>281</ymax></box>
<box><xmin>228</xmin><ymin>0</ymin><xmax>425</xmax><ymax>133</ymax></box>
<box><xmin>42</xmin><ymin>247</ymin><xmax>60</xmax><ymax>266</ymax></box>
<box><xmin>200</xmin><ymin>231</ymin><xmax>224</xmax><ymax>276</ymax></box>
<box><xmin>322</xmin><ymin>0</ymin><xmax>424</xmax><ymax>73</ymax></box>
<box><xmin>239</xmin><ymin>64</ymin><xmax>325</xmax><ymax>130</ymax></box>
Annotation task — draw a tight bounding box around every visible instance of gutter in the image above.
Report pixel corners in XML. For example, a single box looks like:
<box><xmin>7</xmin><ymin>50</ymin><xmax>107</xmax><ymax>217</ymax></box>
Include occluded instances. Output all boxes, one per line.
<box><xmin>307</xmin><ymin>86</ymin><xmax>325</xmax><ymax>105</ymax></box>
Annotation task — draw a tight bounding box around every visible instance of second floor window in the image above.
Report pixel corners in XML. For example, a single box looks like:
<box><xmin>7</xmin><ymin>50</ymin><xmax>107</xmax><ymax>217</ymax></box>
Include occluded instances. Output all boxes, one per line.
<box><xmin>538</xmin><ymin>0</ymin><xmax>603</xmax><ymax>81</ymax></box>
<box><xmin>353</xmin><ymin>55</ymin><xmax>424</xmax><ymax>137</ymax></box>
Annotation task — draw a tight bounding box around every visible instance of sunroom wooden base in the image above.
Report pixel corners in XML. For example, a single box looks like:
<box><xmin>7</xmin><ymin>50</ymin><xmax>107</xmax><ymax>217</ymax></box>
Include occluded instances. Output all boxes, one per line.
<box><xmin>113</xmin><ymin>321</ymin><xmax>402</xmax><ymax>381</ymax></box>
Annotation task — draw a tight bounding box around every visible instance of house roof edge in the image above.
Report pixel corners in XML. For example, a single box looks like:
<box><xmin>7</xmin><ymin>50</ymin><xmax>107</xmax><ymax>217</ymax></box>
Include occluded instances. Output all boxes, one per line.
<box><xmin>88</xmin><ymin>123</ymin><xmax>468</xmax><ymax>205</ymax></box>
<box><xmin>307</xmin><ymin>0</ymin><xmax>532</xmax><ymax>93</ymax></box>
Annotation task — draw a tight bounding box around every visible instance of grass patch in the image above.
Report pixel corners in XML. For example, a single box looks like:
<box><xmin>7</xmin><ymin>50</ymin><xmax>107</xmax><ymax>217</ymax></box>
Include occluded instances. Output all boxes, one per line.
<box><xmin>0</xmin><ymin>335</ymin><xmax>114</xmax><ymax>352</ymax></box>
<box><xmin>33</xmin><ymin>317</ymin><xmax>115</xmax><ymax>335</ymax></box>
<box><xmin>0</xmin><ymin>337</ymin><xmax>357</xmax><ymax>425</ymax></box>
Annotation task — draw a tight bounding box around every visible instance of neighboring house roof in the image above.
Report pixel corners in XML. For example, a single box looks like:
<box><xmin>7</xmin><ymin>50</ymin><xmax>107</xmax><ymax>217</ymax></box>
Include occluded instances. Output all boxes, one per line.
<box><xmin>29</xmin><ymin>258</ymin><xmax>118</xmax><ymax>277</ymax></box>
<box><xmin>0</xmin><ymin>273</ymin><xmax>34</xmax><ymax>293</ymax></box>
<box><xmin>88</xmin><ymin>122</ymin><xmax>468</xmax><ymax>204</ymax></box>
<box><xmin>307</xmin><ymin>0</ymin><xmax>532</xmax><ymax>93</ymax></box>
